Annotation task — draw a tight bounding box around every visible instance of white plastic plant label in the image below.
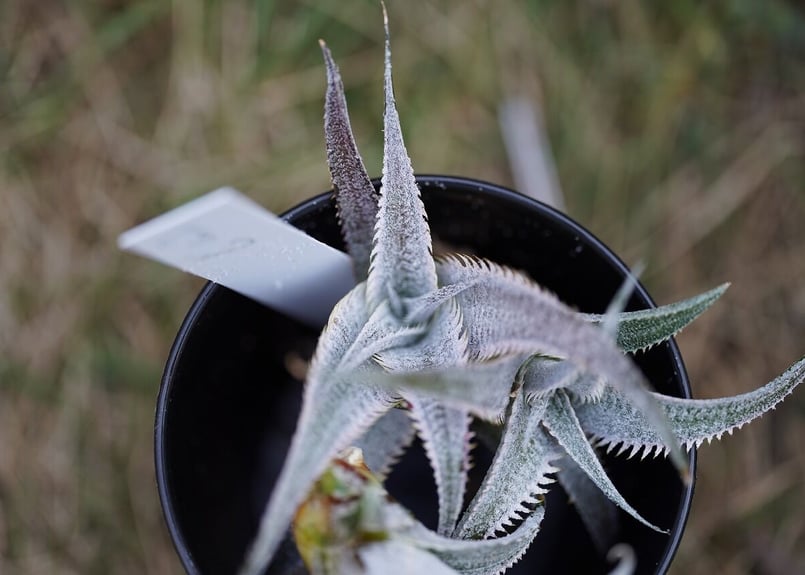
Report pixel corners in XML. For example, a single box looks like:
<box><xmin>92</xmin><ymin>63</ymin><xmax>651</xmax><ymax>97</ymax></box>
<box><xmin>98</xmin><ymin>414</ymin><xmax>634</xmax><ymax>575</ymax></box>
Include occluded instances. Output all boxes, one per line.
<box><xmin>118</xmin><ymin>187</ymin><xmax>355</xmax><ymax>327</ymax></box>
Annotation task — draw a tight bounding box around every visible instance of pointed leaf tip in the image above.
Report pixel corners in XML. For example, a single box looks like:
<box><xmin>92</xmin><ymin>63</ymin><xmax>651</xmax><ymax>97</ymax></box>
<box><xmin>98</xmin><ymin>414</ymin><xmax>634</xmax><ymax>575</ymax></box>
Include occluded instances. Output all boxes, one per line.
<box><xmin>456</xmin><ymin>390</ymin><xmax>558</xmax><ymax>539</ymax></box>
<box><xmin>544</xmin><ymin>391</ymin><xmax>667</xmax><ymax>534</ymax></box>
<box><xmin>320</xmin><ymin>37</ymin><xmax>378</xmax><ymax>281</ymax></box>
<box><xmin>586</xmin><ymin>283</ymin><xmax>730</xmax><ymax>353</ymax></box>
<box><xmin>601</xmin><ymin>262</ymin><xmax>644</xmax><ymax>339</ymax></box>
<box><xmin>576</xmin><ymin>355</ymin><xmax>805</xmax><ymax>464</ymax></box>
<box><xmin>367</xmin><ymin>5</ymin><xmax>437</xmax><ymax>310</ymax></box>
<box><xmin>383</xmin><ymin>2</ymin><xmax>392</xmax><ymax>94</ymax></box>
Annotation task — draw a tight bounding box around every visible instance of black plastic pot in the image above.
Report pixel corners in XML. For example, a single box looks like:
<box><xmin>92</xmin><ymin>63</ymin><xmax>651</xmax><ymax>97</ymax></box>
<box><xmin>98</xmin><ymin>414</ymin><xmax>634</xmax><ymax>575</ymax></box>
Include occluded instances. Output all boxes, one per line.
<box><xmin>156</xmin><ymin>176</ymin><xmax>696</xmax><ymax>575</ymax></box>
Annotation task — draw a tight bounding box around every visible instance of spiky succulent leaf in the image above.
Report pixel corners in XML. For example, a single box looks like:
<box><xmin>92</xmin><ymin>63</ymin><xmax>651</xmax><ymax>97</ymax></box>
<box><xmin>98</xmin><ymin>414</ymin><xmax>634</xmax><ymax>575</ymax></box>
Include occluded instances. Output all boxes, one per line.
<box><xmin>554</xmin><ymin>454</ymin><xmax>619</xmax><ymax>554</ymax></box>
<box><xmin>374</xmin><ymin>298</ymin><xmax>471</xmax><ymax>535</ymax></box>
<box><xmin>354</xmin><ymin>407</ymin><xmax>416</xmax><ymax>479</ymax></box>
<box><xmin>576</xmin><ymin>356</ymin><xmax>805</xmax><ymax>457</ymax></box>
<box><xmin>374</xmin><ymin>297</ymin><xmax>467</xmax><ymax>371</ymax></box>
<box><xmin>436</xmin><ymin>255</ymin><xmax>690</xmax><ymax>478</ymax></box>
<box><xmin>409</xmin><ymin>397</ymin><xmax>472</xmax><ymax>535</ymax></box>
<box><xmin>242</xmin><ymin>373</ymin><xmax>390</xmax><ymax>575</ymax></box>
<box><xmin>543</xmin><ymin>391</ymin><xmax>665</xmax><ymax>532</ymax></box>
<box><xmin>520</xmin><ymin>355</ymin><xmax>601</xmax><ymax>402</ymax></box>
<box><xmin>320</xmin><ymin>41</ymin><xmax>378</xmax><ymax>281</ymax></box>
<box><xmin>407</xmin><ymin>506</ymin><xmax>546</xmax><ymax>575</ymax></box>
<box><xmin>340</xmin><ymin>299</ymin><xmax>426</xmax><ymax>371</ymax></box>
<box><xmin>585</xmin><ymin>284</ymin><xmax>729</xmax><ymax>353</ymax></box>
<box><xmin>313</xmin><ymin>283</ymin><xmax>369</xmax><ymax>368</ymax></box>
<box><xmin>403</xmin><ymin>281</ymin><xmax>479</xmax><ymax>324</ymax></box>
<box><xmin>240</xmin><ymin>287</ymin><xmax>394</xmax><ymax>575</ymax></box>
<box><xmin>243</xmin><ymin>11</ymin><xmax>804</xmax><ymax>574</ymax></box>
<box><xmin>364</xmin><ymin>354</ymin><xmax>527</xmax><ymax>421</ymax></box>
<box><xmin>455</xmin><ymin>386</ymin><xmax>558</xmax><ymax>540</ymax></box>
<box><xmin>295</xmin><ymin>447</ymin><xmax>545</xmax><ymax>575</ymax></box>
<box><xmin>563</xmin><ymin>268</ymin><xmax>637</xmax><ymax>401</ymax></box>
<box><xmin>366</xmin><ymin>12</ymin><xmax>437</xmax><ymax>315</ymax></box>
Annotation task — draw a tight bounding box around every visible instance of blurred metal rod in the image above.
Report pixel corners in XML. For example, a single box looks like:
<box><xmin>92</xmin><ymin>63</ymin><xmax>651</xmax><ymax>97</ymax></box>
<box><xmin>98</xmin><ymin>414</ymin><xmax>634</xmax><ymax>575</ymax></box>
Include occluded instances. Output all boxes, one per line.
<box><xmin>498</xmin><ymin>96</ymin><xmax>565</xmax><ymax>211</ymax></box>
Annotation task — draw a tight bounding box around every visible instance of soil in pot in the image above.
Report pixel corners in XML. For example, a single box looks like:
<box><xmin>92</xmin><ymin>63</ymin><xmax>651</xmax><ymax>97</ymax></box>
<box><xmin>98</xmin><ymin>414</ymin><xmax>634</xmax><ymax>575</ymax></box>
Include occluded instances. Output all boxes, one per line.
<box><xmin>156</xmin><ymin>176</ymin><xmax>695</xmax><ymax>575</ymax></box>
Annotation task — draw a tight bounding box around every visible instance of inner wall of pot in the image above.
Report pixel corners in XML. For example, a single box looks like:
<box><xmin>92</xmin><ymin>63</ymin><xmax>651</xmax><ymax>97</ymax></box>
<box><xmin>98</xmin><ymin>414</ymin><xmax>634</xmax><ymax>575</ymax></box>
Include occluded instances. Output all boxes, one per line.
<box><xmin>156</xmin><ymin>176</ymin><xmax>695</xmax><ymax>575</ymax></box>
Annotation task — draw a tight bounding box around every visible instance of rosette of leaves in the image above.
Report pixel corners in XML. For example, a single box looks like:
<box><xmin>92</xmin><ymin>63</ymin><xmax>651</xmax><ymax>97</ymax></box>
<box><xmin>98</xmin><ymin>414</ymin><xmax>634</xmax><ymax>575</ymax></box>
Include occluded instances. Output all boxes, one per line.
<box><xmin>239</xmin><ymin>12</ymin><xmax>804</xmax><ymax>575</ymax></box>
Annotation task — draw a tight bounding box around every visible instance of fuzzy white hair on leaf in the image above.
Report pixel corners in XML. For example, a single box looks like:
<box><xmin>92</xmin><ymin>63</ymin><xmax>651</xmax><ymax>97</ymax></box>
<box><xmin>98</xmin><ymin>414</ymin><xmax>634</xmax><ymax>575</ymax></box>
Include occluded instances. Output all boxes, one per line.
<box><xmin>320</xmin><ymin>40</ymin><xmax>378</xmax><ymax>281</ymax></box>
<box><xmin>240</xmin><ymin>9</ymin><xmax>802</xmax><ymax>574</ymax></box>
<box><xmin>575</xmin><ymin>356</ymin><xmax>805</xmax><ymax>456</ymax></box>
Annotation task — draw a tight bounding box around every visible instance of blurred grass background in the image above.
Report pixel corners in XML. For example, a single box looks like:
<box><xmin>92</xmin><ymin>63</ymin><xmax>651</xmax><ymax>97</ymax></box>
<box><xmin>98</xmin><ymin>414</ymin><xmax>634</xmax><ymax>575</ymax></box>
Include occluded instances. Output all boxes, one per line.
<box><xmin>2</xmin><ymin>0</ymin><xmax>805</xmax><ymax>573</ymax></box>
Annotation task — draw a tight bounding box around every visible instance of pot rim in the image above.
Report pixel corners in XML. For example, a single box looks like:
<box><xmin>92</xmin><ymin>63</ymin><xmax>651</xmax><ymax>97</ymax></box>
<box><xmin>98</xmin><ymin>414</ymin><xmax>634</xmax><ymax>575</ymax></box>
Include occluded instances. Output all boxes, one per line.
<box><xmin>155</xmin><ymin>174</ymin><xmax>696</xmax><ymax>574</ymax></box>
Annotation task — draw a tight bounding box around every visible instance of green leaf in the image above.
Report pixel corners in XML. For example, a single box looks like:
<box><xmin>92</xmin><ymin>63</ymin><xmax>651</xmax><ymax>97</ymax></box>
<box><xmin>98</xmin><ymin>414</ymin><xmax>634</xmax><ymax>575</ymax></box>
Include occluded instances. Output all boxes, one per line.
<box><xmin>366</xmin><ymin>12</ymin><xmax>437</xmax><ymax>315</ymax></box>
<box><xmin>543</xmin><ymin>391</ymin><xmax>665</xmax><ymax>533</ymax></box>
<box><xmin>575</xmin><ymin>356</ymin><xmax>805</xmax><ymax>456</ymax></box>
<box><xmin>293</xmin><ymin>447</ymin><xmax>443</xmax><ymax>575</ymax></box>
<box><xmin>584</xmin><ymin>284</ymin><xmax>729</xmax><ymax>353</ymax></box>
<box><xmin>320</xmin><ymin>41</ymin><xmax>378</xmax><ymax>281</ymax></box>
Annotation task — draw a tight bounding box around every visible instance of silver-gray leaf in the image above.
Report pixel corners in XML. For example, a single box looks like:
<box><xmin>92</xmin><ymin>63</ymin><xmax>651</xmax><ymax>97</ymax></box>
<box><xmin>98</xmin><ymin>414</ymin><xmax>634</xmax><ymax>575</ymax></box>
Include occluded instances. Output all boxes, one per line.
<box><xmin>576</xmin><ymin>356</ymin><xmax>805</xmax><ymax>456</ymax></box>
<box><xmin>409</xmin><ymin>397</ymin><xmax>472</xmax><ymax>535</ymax></box>
<box><xmin>374</xmin><ymin>297</ymin><xmax>466</xmax><ymax>372</ymax></box>
<box><xmin>436</xmin><ymin>255</ymin><xmax>690</xmax><ymax>477</ymax></box>
<box><xmin>320</xmin><ymin>41</ymin><xmax>378</xmax><ymax>281</ymax></box>
<box><xmin>408</xmin><ymin>506</ymin><xmax>546</xmax><ymax>575</ymax></box>
<box><xmin>240</xmin><ymin>370</ymin><xmax>392</xmax><ymax>575</ymax></box>
<box><xmin>543</xmin><ymin>391</ymin><xmax>665</xmax><ymax>533</ymax></box>
<box><xmin>456</xmin><ymin>387</ymin><xmax>558</xmax><ymax>540</ymax></box>
<box><xmin>240</xmin><ymin>286</ymin><xmax>393</xmax><ymax>575</ymax></box>
<box><xmin>361</xmin><ymin>354</ymin><xmax>526</xmax><ymax>421</ymax></box>
<box><xmin>366</xmin><ymin>13</ymin><xmax>437</xmax><ymax>315</ymax></box>
<box><xmin>354</xmin><ymin>407</ymin><xmax>416</xmax><ymax>479</ymax></box>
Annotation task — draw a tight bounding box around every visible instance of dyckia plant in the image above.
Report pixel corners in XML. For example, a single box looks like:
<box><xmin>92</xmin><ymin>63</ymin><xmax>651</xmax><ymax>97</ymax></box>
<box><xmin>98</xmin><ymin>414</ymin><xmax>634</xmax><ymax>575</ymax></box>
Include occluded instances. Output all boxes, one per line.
<box><xmin>240</xmin><ymin>12</ymin><xmax>804</xmax><ymax>575</ymax></box>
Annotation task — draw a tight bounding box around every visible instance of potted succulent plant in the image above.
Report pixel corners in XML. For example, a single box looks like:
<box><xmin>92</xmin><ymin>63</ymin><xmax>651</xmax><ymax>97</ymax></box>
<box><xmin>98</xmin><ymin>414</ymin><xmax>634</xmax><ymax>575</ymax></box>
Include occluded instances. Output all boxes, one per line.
<box><xmin>153</xmin><ymin>10</ymin><xmax>803</xmax><ymax>575</ymax></box>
